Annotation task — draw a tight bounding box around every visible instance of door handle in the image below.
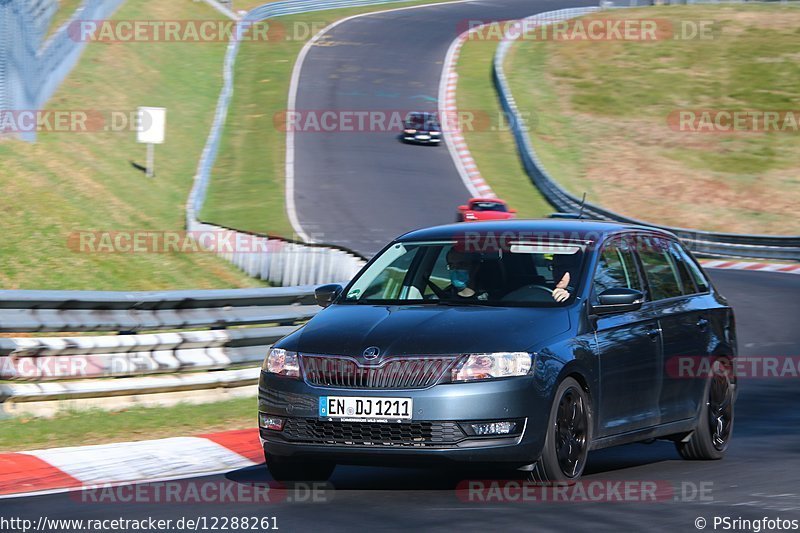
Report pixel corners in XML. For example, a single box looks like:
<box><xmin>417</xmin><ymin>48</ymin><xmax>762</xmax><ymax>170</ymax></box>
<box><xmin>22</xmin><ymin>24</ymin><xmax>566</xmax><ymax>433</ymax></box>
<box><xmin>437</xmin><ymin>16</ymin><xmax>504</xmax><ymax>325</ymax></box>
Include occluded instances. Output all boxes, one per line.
<box><xmin>646</xmin><ymin>327</ymin><xmax>662</xmax><ymax>340</ymax></box>
<box><xmin>696</xmin><ymin>318</ymin><xmax>709</xmax><ymax>330</ymax></box>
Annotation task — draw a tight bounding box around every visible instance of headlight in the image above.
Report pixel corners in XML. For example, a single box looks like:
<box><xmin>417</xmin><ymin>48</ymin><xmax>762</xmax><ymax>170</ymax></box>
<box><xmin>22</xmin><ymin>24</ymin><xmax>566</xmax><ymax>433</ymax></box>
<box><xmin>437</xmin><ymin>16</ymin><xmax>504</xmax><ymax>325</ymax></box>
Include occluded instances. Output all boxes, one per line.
<box><xmin>262</xmin><ymin>348</ymin><xmax>300</xmax><ymax>378</ymax></box>
<box><xmin>403</xmin><ymin>128</ymin><xmax>417</xmax><ymax>134</ymax></box>
<box><xmin>451</xmin><ymin>352</ymin><xmax>532</xmax><ymax>382</ymax></box>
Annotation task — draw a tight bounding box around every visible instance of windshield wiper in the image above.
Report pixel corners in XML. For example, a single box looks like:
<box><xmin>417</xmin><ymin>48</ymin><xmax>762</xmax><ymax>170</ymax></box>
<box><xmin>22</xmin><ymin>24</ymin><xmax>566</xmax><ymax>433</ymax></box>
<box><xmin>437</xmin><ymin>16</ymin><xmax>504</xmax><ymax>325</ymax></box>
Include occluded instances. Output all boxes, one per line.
<box><xmin>348</xmin><ymin>298</ymin><xmax>486</xmax><ymax>306</ymax></box>
<box><xmin>423</xmin><ymin>299</ymin><xmax>488</xmax><ymax>306</ymax></box>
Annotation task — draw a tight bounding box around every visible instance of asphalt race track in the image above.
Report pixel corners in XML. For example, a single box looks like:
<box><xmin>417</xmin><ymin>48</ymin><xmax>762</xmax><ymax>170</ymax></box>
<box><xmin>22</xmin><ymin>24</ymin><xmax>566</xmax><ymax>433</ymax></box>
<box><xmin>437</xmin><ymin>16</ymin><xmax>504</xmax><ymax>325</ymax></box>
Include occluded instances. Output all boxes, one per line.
<box><xmin>3</xmin><ymin>1</ymin><xmax>799</xmax><ymax>531</ymax></box>
<box><xmin>3</xmin><ymin>269</ymin><xmax>799</xmax><ymax>531</ymax></box>
<box><xmin>292</xmin><ymin>0</ymin><xmax>595</xmax><ymax>256</ymax></box>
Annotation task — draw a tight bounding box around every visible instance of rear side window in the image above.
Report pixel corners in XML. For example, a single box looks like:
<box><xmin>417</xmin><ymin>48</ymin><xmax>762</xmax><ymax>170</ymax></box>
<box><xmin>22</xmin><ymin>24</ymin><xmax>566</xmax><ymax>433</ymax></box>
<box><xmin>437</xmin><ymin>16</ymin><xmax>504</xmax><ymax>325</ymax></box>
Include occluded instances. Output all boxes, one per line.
<box><xmin>672</xmin><ymin>242</ymin><xmax>710</xmax><ymax>293</ymax></box>
<box><xmin>637</xmin><ymin>237</ymin><xmax>683</xmax><ymax>301</ymax></box>
<box><xmin>668</xmin><ymin>242</ymin><xmax>697</xmax><ymax>295</ymax></box>
<box><xmin>592</xmin><ymin>238</ymin><xmax>643</xmax><ymax>301</ymax></box>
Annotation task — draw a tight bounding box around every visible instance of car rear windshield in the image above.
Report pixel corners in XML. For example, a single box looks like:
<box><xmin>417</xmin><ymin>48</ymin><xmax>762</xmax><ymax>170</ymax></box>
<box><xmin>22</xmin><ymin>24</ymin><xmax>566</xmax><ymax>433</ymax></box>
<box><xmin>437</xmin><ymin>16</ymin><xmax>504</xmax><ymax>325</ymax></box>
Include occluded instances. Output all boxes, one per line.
<box><xmin>471</xmin><ymin>201</ymin><xmax>507</xmax><ymax>212</ymax></box>
<box><xmin>341</xmin><ymin>240</ymin><xmax>586</xmax><ymax>306</ymax></box>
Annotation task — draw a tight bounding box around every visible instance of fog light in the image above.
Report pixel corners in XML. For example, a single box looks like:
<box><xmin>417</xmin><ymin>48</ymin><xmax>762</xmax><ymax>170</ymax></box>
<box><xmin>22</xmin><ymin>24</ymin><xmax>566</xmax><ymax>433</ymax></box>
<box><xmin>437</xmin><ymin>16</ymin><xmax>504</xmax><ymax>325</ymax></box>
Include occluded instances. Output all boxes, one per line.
<box><xmin>259</xmin><ymin>413</ymin><xmax>285</xmax><ymax>431</ymax></box>
<box><xmin>470</xmin><ymin>421</ymin><xmax>517</xmax><ymax>436</ymax></box>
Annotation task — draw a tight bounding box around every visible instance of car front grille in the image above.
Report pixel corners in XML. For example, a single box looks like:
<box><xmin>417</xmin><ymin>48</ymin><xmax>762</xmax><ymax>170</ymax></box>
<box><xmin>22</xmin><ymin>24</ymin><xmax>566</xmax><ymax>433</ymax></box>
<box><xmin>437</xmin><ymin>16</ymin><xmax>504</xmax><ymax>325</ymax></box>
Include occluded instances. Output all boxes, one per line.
<box><xmin>281</xmin><ymin>418</ymin><xmax>466</xmax><ymax>447</ymax></box>
<box><xmin>301</xmin><ymin>354</ymin><xmax>459</xmax><ymax>389</ymax></box>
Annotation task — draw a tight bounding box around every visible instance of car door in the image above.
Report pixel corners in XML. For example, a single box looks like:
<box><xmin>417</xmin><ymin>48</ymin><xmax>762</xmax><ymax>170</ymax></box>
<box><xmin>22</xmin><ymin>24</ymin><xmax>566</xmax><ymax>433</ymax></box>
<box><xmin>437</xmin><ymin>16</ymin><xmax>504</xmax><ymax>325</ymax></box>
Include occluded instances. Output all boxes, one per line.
<box><xmin>592</xmin><ymin>236</ymin><xmax>664</xmax><ymax>437</ymax></box>
<box><xmin>658</xmin><ymin>240</ymin><xmax>717</xmax><ymax>422</ymax></box>
<box><xmin>635</xmin><ymin>236</ymin><xmax>708</xmax><ymax>424</ymax></box>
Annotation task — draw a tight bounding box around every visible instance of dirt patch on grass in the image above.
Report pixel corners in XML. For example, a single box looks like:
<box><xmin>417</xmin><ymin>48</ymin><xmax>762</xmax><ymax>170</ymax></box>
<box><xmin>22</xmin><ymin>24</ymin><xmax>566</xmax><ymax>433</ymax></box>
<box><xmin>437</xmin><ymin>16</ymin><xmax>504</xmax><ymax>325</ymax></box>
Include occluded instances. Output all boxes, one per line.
<box><xmin>512</xmin><ymin>5</ymin><xmax>800</xmax><ymax>234</ymax></box>
<box><xmin>583</xmin><ymin>132</ymin><xmax>800</xmax><ymax>233</ymax></box>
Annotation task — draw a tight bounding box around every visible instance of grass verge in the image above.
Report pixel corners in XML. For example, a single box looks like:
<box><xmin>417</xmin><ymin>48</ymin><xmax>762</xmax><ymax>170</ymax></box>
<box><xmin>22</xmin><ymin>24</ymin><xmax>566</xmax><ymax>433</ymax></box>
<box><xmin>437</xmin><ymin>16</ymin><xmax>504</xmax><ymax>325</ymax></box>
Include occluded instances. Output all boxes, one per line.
<box><xmin>202</xmin><ymin>0</ymin><xmax>455</xmax><ymax>238</ymax></box>
<box><xmin>0</xmin><ymin>397</ymin><xmax>256</xmax><ymax>453</ymax></box>
<box><xmin>502</xmin><ymin>5</ymin><xmax>800</xmax><ymax>234</ymax></box>
<box><xmin>0</xmin><ymin>0</ymin><xmax>263</xmax><ymax>290</ymax></box>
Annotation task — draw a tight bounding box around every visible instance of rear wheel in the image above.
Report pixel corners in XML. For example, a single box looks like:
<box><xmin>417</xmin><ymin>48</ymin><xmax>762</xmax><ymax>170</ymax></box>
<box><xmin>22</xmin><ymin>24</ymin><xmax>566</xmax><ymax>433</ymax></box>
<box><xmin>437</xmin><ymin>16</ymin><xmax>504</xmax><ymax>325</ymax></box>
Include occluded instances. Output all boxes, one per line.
<box><xmin>676</xmin><ymin>358</ymin><xmax>734</xmax><ymax>460</ymax></box>
<box><xmin>528</xmin><ymin>377</ymin><xmax>591</xmax><ymax>483</ymax></box>
<box><xmin>265</xmin><ymin>453</ymin><xmax>335</xmax><ymax>482</ymax></box>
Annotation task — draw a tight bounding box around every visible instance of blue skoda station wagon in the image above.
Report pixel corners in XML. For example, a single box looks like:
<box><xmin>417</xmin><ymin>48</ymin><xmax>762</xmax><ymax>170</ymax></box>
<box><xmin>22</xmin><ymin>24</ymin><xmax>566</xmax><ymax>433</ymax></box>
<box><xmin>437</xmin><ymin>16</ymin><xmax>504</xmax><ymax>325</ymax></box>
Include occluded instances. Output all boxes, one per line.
<box><xmin>258</xmin><ymin>220</ymin><xmax>737</xmax><ymax>482</ymax></box>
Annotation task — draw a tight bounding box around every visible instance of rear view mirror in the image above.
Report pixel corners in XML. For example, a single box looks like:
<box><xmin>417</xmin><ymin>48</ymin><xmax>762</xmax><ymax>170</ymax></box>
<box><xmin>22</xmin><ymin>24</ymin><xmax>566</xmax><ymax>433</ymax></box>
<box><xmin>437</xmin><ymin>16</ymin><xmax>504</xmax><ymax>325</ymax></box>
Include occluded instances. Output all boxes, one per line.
<box><xmin>315</xmin><ymin>284</ymin><xmax>343</xmax><ymax>308</ymax></box>
<box><xmin>592</xmin><ymin>288</ymin><xmax>644</xmax><ymax>315</ymax></box>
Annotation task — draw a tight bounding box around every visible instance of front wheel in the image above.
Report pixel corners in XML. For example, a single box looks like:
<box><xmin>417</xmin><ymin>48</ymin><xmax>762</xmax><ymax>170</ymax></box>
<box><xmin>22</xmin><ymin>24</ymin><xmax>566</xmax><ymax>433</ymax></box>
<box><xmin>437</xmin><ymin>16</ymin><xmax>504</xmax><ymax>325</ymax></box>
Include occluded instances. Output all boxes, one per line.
<box><xmin>529</xmin><ymin>377</ymin><xmax>592</xmax><ymax>483</ymax></box>
<box><xmin>676</xmin><ymin>358</ymin><xmax>734</xmax><ymax>460</ymax></box>
<box><xmin>265</xmin><ymin>453</ymin><xmax>335</xmax><ymax>482</ymax></box>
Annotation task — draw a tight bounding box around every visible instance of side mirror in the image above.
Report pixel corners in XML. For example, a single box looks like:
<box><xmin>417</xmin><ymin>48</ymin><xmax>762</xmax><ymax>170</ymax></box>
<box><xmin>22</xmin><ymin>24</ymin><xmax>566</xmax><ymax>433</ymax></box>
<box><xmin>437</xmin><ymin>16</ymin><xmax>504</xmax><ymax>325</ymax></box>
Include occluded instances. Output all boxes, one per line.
<box><xmin>458</xmin><ymin>205</ymin><xmax>468</xmax><ymax>211</ymax></box>
<box><xmin>315</xmin><ymin>284</ymin><xmax>343</xmax><ymax>308</ymax></box>
<box><xmin>591</xmin><ymin>288</ymin><xmax>644</xmax><ymax>315</ymax></box>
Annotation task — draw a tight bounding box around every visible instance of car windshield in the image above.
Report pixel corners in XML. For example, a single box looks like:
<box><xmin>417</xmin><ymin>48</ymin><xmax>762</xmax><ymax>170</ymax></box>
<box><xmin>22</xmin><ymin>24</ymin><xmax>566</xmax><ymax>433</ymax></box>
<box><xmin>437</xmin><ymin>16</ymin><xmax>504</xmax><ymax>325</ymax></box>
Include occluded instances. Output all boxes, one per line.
<box><xmin>471</xmin><ymin>201</ymin><xmax>507</xmax><ymax>212</ymax></box>
<box><xmin>406</xmin><ymin>113</ymin><xmax>438</xmax><ymax>130</ymax></box>
<box><xmin>342</xmin><ymin>240</ymin><xmax>586</xmax><ymax>306</ymax></box>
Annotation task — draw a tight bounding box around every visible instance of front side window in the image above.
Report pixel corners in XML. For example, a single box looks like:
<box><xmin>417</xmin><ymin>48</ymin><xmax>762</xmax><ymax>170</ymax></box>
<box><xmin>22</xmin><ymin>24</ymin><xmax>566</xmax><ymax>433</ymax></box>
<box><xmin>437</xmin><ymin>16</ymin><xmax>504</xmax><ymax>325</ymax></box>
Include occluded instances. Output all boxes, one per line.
<box><xmin>592</xmin><ymin>238</ymin><xmax>642</xmax><ymax>302</ymax></box>
<box><xmin>346</xmin><ymin>243</ymin><xmax>417</xmax><ymax>301</ymax></box>
<box><xmin>343</xmin><ymin>240</ymin><xmax>586</xmax><ymax>306</ymax></box>
<box><xmin>637</xmin><ymin>236</ymin><xmax>684</xmax><ymax>301</ymax></box>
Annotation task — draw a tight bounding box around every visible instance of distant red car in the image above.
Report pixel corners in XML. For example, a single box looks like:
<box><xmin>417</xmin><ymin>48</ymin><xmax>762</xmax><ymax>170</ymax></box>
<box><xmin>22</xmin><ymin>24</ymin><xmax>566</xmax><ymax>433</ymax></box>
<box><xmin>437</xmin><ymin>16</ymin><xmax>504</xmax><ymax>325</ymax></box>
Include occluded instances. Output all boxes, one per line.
<box><xmin>456</xmin><ymin>197</ymin><xmax>516</xmax><ymax>222</ymax></box>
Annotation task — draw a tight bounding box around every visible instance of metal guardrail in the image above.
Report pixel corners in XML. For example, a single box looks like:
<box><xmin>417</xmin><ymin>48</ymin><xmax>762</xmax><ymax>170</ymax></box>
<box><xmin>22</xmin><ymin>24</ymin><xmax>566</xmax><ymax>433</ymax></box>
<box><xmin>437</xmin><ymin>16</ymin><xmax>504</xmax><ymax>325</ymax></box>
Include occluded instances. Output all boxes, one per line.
<box><xmin>0</xmin><ymin>286</ymin><xmax>320</xmax><ymax>405</ymax></box>
<box><xmin>492</xmin><ymin>6</ymin><xmax>800</xmax><ymax>261</ymax></box>
<box><xmin>1</xmin><ymin>368</ymin><xmax>260</xmax><ymax>403</ymax></box>
<box><xmin>186</xmin><ymin>221</ymin><xmax>367</xmax><ymax>287</ymax></box>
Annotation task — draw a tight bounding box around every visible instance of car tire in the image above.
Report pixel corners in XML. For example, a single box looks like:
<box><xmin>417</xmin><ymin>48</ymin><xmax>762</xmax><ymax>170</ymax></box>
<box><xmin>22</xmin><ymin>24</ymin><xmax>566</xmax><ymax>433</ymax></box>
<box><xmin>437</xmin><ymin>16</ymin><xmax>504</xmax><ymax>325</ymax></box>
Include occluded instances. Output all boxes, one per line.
<box><xmin>265</xmin><ymin>453</ymin><xmax>336</xmax><ymax>482</ymax></box>
<box><xmin>528</xmin><ymin>377</ymin><xmax>592</xmax><ymax>483</ymax></box>
<box><xmin>676</xmin><ymin>358</ymin><xmax>734</xmax><ymax>460</ymax></box>
<box><xmin>455</xmin><ymin>213</ymin><xmax>464</xmax><ymax>222</ymax></box>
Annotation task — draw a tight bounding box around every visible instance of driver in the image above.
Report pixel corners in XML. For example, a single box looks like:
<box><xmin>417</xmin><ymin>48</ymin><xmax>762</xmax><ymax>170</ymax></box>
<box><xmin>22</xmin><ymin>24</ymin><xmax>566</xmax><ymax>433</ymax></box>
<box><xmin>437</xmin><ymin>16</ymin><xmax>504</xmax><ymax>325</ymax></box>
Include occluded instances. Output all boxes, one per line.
<box><xmin>445</xmin><ymin>248</ymin><xmax>488</xmax><ymax>300</ymax></box>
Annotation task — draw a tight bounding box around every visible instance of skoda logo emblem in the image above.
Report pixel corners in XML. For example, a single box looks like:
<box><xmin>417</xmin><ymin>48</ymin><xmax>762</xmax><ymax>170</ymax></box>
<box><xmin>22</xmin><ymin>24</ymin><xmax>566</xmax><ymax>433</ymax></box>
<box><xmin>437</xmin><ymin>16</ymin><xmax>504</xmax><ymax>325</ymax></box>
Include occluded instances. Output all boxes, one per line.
<box><xmin>362</xmin><ymin>346</ymin><xmax>381</xmax><ymax>360</ymax></box>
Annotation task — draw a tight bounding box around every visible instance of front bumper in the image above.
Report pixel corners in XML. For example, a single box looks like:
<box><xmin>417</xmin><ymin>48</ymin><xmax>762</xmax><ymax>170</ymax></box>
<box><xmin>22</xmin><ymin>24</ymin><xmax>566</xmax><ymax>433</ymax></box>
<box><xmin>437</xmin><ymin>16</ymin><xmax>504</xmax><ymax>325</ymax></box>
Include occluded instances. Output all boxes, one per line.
<box><xmin>258</xmin><ymin>372</ymin><xmax>551</xmax><ymax>467</ymax></box>
<box><xmin>403</xmin><ymin>134</ymin><xmax>441</xmax><ymax>144</ymax></box>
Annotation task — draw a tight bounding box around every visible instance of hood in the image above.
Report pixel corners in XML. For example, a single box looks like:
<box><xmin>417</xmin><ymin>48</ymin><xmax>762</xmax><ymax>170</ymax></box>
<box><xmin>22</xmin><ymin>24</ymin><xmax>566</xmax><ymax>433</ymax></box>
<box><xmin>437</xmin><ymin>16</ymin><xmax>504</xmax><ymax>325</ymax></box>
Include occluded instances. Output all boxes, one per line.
<box><xmin>279</xmin><ymin>303</ymin><xmax>571</xmax><ymax>356</ymax></box>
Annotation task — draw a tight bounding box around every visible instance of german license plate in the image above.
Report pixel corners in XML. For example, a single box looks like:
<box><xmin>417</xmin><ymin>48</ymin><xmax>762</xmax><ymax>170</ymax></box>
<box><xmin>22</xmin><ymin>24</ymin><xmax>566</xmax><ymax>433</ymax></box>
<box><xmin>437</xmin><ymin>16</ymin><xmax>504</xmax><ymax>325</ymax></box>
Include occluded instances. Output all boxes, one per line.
<box><xmin>319</xmin><ymin>396</ymin><xmax>413</xmax><ymax>422</ymax></box>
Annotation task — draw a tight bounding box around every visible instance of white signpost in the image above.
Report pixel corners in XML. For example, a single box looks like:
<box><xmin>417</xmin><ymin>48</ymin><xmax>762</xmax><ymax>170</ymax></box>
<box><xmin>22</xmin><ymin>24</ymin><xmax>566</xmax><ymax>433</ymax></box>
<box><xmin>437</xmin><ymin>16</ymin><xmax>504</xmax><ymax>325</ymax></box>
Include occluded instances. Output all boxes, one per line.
<box><xmin>136</xmin><ymin>107</ymin><xmax>166</xmax><ymax>178</ymax></box>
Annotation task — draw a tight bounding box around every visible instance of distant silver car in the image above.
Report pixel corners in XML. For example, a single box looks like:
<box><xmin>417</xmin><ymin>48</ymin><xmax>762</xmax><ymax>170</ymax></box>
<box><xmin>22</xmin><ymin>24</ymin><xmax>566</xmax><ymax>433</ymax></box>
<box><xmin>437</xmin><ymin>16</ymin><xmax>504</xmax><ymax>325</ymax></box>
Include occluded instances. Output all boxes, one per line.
<box><xmin>401</xmin><ymin>111</ymin><xmax>441</xmax><ymax>145</ymax></box>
